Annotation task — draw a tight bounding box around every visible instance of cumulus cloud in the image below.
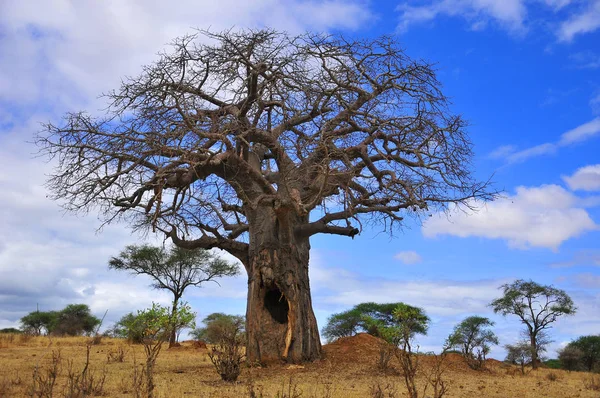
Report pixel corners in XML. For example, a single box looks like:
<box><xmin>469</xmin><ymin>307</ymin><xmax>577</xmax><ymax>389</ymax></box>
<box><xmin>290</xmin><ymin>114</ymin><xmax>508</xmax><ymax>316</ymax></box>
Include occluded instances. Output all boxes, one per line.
<box><xmin>563</xmin><ymin>164</ymin><xmax>600</xmax><ymax>191</ymax></box>
<box><xmin>558</xmin><ymin>0</ymin><xmax>600</xmax><ymax>42</ymax></box>
<box><xmin>422</xmin><ymin>184</ymin><xmax>597</xmax><ymax>250</ymax></box>
<box><xmin>490</xmin><ymin>118</ymin><xmax>600</xmax><ymax>164</ymax></box>
<box><xmin>397</xmin><ymin>0</ymin><xmax>527</xmax><ymax>34</ymax></box>
<box><xmin>394</xmin><ymin>251</ymin><xmax>423</xmax><ymax>264</ymax></box>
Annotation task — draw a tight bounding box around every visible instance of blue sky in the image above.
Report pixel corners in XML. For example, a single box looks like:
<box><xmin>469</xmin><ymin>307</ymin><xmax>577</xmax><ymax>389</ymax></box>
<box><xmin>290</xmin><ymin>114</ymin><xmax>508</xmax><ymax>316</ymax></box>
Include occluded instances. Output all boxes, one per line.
<box><xmin>0</xmin><ymin>0</ymin><xmax>599</xmax><ymax>359</ymax></box>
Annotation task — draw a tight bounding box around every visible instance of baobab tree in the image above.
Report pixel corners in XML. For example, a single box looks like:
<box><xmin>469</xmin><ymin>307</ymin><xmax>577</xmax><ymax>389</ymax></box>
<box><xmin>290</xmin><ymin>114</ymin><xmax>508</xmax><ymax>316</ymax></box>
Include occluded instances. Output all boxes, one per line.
<box><xmin>37</xmin><ymin>29</ymin><xmax>492</xmax><ymax>363</ymax></box>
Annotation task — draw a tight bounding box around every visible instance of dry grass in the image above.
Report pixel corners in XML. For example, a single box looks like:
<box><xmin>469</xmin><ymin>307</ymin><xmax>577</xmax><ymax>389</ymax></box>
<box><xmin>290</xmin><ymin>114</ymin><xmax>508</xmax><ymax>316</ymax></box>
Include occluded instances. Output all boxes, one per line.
<box><xmin>0</xmin><ymin>333</ymin><xmax>597</xmax><ymax>397</ymax></box>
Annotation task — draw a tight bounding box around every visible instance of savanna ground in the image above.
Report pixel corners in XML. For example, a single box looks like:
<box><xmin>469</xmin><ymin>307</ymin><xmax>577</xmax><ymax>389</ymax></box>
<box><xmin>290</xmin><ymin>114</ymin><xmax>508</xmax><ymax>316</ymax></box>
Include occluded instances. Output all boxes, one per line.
<box><xmin>0</xmin><ymin>333</ymin><xmax>598</xmax><ymax>398</ymax></box>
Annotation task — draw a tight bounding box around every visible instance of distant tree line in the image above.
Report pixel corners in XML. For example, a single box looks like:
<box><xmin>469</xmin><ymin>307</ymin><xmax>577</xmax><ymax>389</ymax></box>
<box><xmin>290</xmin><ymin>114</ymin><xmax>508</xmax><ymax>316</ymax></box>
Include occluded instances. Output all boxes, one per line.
<box><xmin>19</xmin><ymin>304</ymin><xmax>100</xmax><ymax>336</ymax></box>
<box><xmin>321</xmin><ymin>279</ymin><xmax>585</xmax><ymax>373</ymax></box>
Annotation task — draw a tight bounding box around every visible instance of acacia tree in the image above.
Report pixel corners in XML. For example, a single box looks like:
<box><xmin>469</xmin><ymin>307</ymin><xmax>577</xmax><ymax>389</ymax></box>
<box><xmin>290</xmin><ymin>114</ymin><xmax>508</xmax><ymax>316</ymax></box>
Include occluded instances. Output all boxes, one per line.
<box><xmin>37</xmin><ymin>29</ymin><xmax>492</xmax><ymax>362</ymax></box>
<box><xmin>20</xmin><ymin>310</ymin><xmax>57</xmax><ymax>335</ymax></box>
<box><xmin>446</xmin><ymin>316</ymin><xmax>498</xmax><ymax>370</ymax></box>
<box><xmin>109</xmin><ymin>244</ymin><xmax>238</xmax><ymax>347</ymax></box>
<box><xmin>322</xmin><ymin>302</ymin><xmax>409</xmax><ymax>342</ymax></box>
<box><xmin>490</xmin><ymin>280</ymin><xmax>576</xmax><ymax>369</ymax></box>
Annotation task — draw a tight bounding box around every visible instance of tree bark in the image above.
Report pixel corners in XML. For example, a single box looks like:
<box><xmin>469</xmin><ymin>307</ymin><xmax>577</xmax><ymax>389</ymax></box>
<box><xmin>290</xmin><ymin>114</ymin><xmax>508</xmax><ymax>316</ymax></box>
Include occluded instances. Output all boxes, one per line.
<box><xmin>530</xmin><ymin>334</ymin><xmax>538</xmax><ymax>369</ymax></box>
<box><xmin>244</xmin><ymin>207</ymin><xmax>322</xmax><ymax>363</ymax></box>
<box><xmin>168</xmin><ymin>296</ymin><xmax>180</xmax><ymax>348</ymax></box>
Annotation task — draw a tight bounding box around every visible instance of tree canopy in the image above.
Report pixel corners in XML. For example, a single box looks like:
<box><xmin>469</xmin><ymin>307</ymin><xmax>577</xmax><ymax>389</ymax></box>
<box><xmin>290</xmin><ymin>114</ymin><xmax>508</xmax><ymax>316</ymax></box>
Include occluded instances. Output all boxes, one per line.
<box><xmin>190</xmin><ymin>312</ymin><xmax>246</xmax><ymax>345</ymax></box>
<box><xmin>567</xmin><ymin>335</ymin><xmax>600</xmax><ymax>371</ymax></box>
<box><xmin>37</xmin><ymin>29</ymin><xmax>493</xmax><ymax>263</ymax></box>
<box><xmin>363</xmin><ymin>303</ymin><xmax>429</xmax><ymax>347</ymax></box>
<box><xmin>446</xmin><ymin>316</ymin><xmax>498</xmax><ymax>370</ymax></box>
<box><xmin>20</xmin><ymin>310</ymin><xmax>57</xmax><ymax>336</ymax></box>
<box><xmin>321</xmin><ymin>302</ymin><xmax>414</xmax><ymax>342</ymax></box>
<box><xmin>490</xmin><ymin>279</ymin><xmax>576</xmax><ymax>369</ymax></box>
<box><xmin>21</xmin><ymin>304</ymin><xmax>100</xmax><ymax>336</ymax></box>
<box><xmin>36</xmin><ymin>28</ymin><xmax>494</xmax><ymax>362</ymax></box>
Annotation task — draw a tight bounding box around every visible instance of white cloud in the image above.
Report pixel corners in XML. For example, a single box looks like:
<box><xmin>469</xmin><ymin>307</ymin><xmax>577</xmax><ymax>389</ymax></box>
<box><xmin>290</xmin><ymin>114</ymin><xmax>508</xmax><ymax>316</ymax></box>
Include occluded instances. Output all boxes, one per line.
<box><xmin>558</xmin><ymin>0</ymin><xmax>600</xmax><ymax>42</ymax></box>
<box><xmin>397</xmin><ymin>0</ymin><xmax>527</xmax><ymax>34</ymax></box>
<box><xmin>394</xmin><ymin>251</ymin><xmax>423</xmax><ymax>264</ymax></box>
<box><xmin>488</xmin><ymin>145</ymin><xmax>517</xmax><ymax>159</ymax></box>
<box><xmin>491</xmin><ymin>118</ymin><xmax>600</xmax><ymax>164</ymax></box>
<box><xmin>563</xmin><ymin>164</ymin><xmax>600</xmax><ymax>191</ymax></box>
<box><xmin>0</xmin><ymin>0</ymin><xmax>372</xmax><ymax>110</ymax></box>
<box><xmin>559</xmin><ymin>117</ymin><xmax>600</xmax><ymax>145</ymax></box>
<box><xmin>422</xmin><ymin>184</ymin><xmax>597</xmax><ymax>250</ymax></box>
<box><xmin>0</xmin><ymin>0</ymin><xmax>372</xmax><ymax>330</ymax></box>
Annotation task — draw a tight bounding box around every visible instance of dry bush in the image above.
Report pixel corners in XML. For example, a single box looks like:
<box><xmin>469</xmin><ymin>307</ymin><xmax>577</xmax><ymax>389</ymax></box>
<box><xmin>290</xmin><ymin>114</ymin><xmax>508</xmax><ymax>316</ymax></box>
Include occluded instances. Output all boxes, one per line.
<box><xmin>89</xmin><ymin>334</ymin><xmax>103</xmax><ymax>346</ymax></box>
<box><xmin>546</xmin><ymin>372</ymin><xmax>559</xmax><ymax>382</ymax></box>
<box><xmin>274</xmin><ymin>376</ymin><xmax>302</xmax><ymax>398</ymax></box>
<box><xmin>369</xmin><ymin>381</ymin><xmax>397</xmax><ymax>398</ymax></box>
<box><xmin>395</xmin><ymin>348</ymin><xmax>419</xmax><ymax>398</ymax></box>
<box><xmin>106</xmin><ymin>346</ymin><xmax>127</xmax><ymax>363</ymax></box>
<box><xmin>129</xmin><ymin>353</ymin><xmax>147</xmax><ymax>398</ymax></box>
<box><xmin>422</xmin><ymin>353</ymin><xmax>450</xmax><ymax>398</ymax></box>
<box><xmin>376</xmin><ymin>341</ymin><xmax>395</xmax><ymax>372</ymax></box>
<box><xmin>27</xmin><ymin>350</ymin><xmax>61</xmax><ymax>398</ymax></box>
<box><xmin>64</xmin><ymin>346</ymin><xmax>107</xmax><ymax>397</ymax></box>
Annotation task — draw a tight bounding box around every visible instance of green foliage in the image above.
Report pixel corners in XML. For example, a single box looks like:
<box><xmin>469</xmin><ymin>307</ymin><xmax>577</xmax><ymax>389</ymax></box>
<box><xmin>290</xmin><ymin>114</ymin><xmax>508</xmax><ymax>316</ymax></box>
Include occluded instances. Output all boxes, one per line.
<box><xmin>446</xmin><ymin>316</ymin><xmax>498</xmax><ymax>370</ymax></box>
<box><xmin>0</xmin><ymin>327</ymin><xmax>22</xmax><ymax>334</ymax></box>
<box><xmin>52</xmin><ymin>304</ymin><xmax>101</xmax><ymax>336</ymax></box>
<box><xmin>130</xmin><ymin>302</ymin><xmax>196</xmax><ymax>343</ymax></box>
<box><xmin>490</xmin><ymin>279</ymin><xmax>576</xmax><ymax>368</ymax></box>
<box><xmin>109</xmin><ymin>244</ymin><xmax>239</xmax><ymax>297</ymax></box>
<box><xmin>544</xmin><ymin>359</ymin><xmax>562</xmax><ymax>369</ymax></box>
<box><xmin>321</xmin><ymin>302</ymin><xmax>416</xmax><ymax>343</ymax></box>
<box><xmin>20</xmin><ymin>305</ymin><xmax>100</xmax><ymax>336</ymax></box>
<box><xmin>20</xmin><ymin>311</ymin><xmax>58</xmax><ymax>335</ymax></box>
<box><xmin>363</xmin><ymin>303</ymin><xmax>429</xmax><ymax>347</ymax></box>
<box><xmin>190</xmin><ymin>313</ymin><xmax>245</xmax><ymax>344</ymax></box>
<box><xmin>558</xmin><ymin>345</ymin><xmax>584</xmax><ymax>371</ymax></box>
<box><xmin>109</xmin><ymin>313</ymin><xmax>145</xmax><ymax>343</ymax></box>
<box><xmin>568</xmin><ymin>335</ymin><xmax>600</xmax><ymax>372</ymax></box>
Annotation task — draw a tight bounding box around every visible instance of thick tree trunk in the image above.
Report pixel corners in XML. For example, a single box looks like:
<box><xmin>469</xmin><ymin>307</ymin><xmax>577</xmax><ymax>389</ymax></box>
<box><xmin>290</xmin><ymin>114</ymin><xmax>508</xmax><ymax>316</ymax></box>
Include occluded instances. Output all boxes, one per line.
<box><xmin>244</xmin><ymin>207</ymin><xmax>322</xmax><ymax>363</ymax></box>
<box><xmin>530</xmin><ymin>334</ymin><xmax>538</xmax><ymax>369</ymax></box>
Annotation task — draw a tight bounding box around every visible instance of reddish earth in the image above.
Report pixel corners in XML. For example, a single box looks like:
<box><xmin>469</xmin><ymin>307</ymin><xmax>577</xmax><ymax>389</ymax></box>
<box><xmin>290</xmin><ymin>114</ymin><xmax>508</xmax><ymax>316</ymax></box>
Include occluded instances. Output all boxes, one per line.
<box><xmin>323</xmin><ymin>333</ymin><xmax>495</xmax><ymax>373</ymax></box>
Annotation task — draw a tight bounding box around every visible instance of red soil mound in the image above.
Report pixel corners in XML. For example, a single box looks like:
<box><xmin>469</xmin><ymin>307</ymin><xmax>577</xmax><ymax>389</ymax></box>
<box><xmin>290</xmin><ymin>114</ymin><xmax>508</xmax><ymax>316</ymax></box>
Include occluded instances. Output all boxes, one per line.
<box><xmin>323</xmin><ymin>333</ymin><xmax>386</xmax><ymax>364</ymax></box>
<box><xmin>323</xmin><ymin>333</ymin><xmax>498</xmax><ymax>373</ymax></box>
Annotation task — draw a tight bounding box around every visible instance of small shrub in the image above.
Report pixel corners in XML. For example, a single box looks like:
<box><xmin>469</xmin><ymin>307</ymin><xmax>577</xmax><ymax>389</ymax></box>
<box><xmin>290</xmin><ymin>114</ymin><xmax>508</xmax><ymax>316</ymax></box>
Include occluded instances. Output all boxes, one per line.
<box><xmin>207</xmin><ymin>315</ymin><xmax>245</xmax><ymax>382</ymax></box>
<box><xmin>64</xmin><ymin>346</ymin><xmax>107</xmax><ymax>398</ymax></box>
<box><xmin>107</xmin><ymin>346</ymin><xmax>127</xmax><ymax>363</ymax></box>
<box><xmin>545</xmin><ymin>372</ymin><xmax>559</xmax><ymax>382</ymax></box>
<box><xmin>208</xmin><ymin>340</ymin><xmax>245</xmax><ymax>382</ymax></box>
<box><xmin>369</xmin><ymin>381</ymin><xmax>397</xmax><ymax>398</ymax></box>
<box><xmin>27</xmin><ymin>350</ymin><xmax>61</xmax><ymax>398</ymax></box>
<box><xmin>376</xmin><ymin>341</ymin><xmax>394</xmax><ymax>372</ymax></box>
<box><xmin>89</xmin><ymin>334</ymin><xmax>103</xmax><ymax>346</ymax></box>
<box><xmin>422</xmin><ymin>352</ymin><xmax>450</xmax><ymax>398</ymax></box>
<box><xmin>275</xmin><ymin>376</ymin><xmax>302</xmax><ymax>398</ymax></box>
